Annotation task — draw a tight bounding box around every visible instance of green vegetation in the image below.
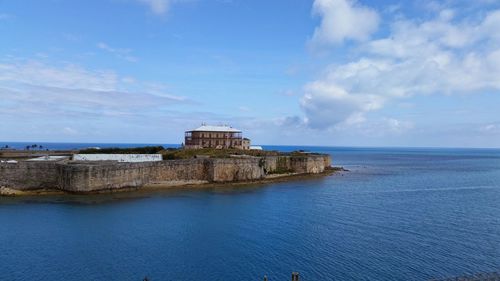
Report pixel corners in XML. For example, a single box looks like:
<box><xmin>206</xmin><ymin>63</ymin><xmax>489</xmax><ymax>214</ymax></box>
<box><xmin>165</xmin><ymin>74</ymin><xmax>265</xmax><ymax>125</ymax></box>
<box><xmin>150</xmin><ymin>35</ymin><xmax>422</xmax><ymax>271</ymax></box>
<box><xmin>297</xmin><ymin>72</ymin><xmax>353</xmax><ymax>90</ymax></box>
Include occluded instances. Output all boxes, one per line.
<box><xmin>161</xmin><ymin>148</ymin><xmax>284</xmax><ymax>160</ymax></box>
<box><xmin>77</xmin><ymin>145</ymin><xmax>320</xmax><ymax>160</ymax></box>
<box><xmin>160</xmin><ymin>148</ymin><xmax>321</xmax><ymax>160</ymax></box>
<box><xmin>23</xmin><ymin>144</ymin><xmax>44</xmax><ymax>151</ymax></box>
<box><xmin>79</xmin><ymin>146</ymin><xmax>165</xmax><ymax>154</ymax></box>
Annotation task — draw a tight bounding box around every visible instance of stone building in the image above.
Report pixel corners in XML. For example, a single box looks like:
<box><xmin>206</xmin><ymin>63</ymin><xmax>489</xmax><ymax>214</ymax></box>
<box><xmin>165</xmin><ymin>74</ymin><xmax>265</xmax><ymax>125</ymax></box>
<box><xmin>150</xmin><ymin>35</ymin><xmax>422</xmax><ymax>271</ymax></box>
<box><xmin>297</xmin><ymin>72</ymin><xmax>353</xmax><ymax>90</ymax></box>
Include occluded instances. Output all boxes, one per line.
<box><xmin>184</xmin><ymin>124</ymin><xmax>250</xmax><ymax>149</ymax></box>
<box><xmin>242</xmin><ymin>138</ymin><xmax>250</xmax><ymax>150</ymax></box>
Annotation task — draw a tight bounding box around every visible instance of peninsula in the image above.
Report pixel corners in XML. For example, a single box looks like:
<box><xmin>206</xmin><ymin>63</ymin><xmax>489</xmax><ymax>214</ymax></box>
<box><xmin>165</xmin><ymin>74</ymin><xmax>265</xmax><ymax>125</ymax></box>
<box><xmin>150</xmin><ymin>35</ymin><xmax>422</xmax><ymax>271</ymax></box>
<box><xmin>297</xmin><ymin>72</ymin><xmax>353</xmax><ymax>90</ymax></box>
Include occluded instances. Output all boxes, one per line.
<box><xmin>0</xmin><ymin>125</ymin><xmax>333</xmax><ymax>195</ymax></box>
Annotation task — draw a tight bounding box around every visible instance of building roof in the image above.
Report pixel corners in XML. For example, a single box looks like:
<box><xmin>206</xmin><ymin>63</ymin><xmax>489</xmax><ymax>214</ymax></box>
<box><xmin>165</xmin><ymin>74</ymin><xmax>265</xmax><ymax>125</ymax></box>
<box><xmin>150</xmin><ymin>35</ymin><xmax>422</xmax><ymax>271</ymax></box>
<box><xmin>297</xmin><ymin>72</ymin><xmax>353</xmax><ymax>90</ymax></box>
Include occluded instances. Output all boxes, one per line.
<box><xmin>188</xmin><ymin>125</ymin><xmax>241</xmax><ymax>133</ymax></box>
<box><xmin>249</xmin><ymin>146</ymin><xmax>263</xmax><ymax>150</ymax></box>
<box><xmin>27</xmin><ymin>156</ymin><xmax>69</xmax><ymax>162</ymax></box>
<box><xmin>73</xmin><ymin>154</ymin><xmax>162</xmax><ymax>163</ymax></box>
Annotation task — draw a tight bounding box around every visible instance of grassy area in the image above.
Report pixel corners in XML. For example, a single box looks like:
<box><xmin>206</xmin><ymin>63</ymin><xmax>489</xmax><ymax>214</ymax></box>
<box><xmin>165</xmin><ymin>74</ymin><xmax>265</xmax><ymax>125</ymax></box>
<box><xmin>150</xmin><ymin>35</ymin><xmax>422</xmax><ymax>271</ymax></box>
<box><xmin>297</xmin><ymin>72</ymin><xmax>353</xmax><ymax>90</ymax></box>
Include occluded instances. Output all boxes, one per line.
<box><xmin>77</xmin><ymin>146</ymin><xmax>321</xmax><ymax>160</ymax></box>
<box><xmin>160</xmin><ymin>148</ymin><xmax>283</xmax><ymax>160</ymax></box>
<box><xmin>161</xmin><ymin>148</ymin><xmax>322</xmax><ymax>160</ymax></box>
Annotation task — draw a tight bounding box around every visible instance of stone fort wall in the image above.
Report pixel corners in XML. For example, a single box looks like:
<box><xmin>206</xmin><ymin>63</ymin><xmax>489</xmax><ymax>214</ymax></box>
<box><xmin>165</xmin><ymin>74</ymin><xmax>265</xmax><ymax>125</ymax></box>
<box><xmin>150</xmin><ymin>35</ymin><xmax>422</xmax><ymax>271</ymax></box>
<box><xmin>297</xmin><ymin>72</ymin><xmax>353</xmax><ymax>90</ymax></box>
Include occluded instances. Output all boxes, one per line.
<box><xmin>0</xmin><ymin>161</ymin><xmax>61</xmax><ymax>190</ymax></box>
<box><xmin>0</xmin><ymin>155</ymin><xmax>331</xmax><ymax>193</ymax></box>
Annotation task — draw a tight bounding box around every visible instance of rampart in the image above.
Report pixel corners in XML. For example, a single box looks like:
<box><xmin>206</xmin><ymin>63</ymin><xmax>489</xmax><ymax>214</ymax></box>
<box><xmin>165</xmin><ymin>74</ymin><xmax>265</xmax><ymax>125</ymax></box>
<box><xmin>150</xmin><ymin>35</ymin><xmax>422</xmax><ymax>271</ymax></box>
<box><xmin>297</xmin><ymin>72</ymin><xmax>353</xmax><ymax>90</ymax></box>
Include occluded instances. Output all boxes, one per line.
<box><xmin>0</xmin><ymin>155</ymin><xmax>331</xmax><ymax>193</ymax></box>
<box><xmin>0</xmin><ymin>161</ymin><xmax>61</xmax><ymax>190</ymax></box>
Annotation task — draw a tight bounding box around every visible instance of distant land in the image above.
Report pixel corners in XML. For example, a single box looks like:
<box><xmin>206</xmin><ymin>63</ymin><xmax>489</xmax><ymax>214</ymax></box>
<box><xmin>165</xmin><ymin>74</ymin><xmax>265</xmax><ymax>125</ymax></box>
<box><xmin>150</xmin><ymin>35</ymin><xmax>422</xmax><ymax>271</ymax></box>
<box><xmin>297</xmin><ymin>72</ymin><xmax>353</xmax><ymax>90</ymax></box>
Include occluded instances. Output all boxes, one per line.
<box><xmin>0</xmin><ymin>144</ymin><xmax>334</xmax><ymax>196</ymax></box>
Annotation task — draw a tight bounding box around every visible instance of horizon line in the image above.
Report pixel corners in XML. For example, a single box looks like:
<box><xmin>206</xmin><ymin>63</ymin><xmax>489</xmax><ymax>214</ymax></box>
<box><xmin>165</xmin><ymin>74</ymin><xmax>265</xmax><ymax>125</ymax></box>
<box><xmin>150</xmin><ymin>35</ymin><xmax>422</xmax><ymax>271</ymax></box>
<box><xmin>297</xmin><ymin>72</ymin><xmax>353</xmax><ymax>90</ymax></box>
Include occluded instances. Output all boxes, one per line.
<box><xmin>1</xmin><ymin>141</ymin><xmax>500</xmax><ymax>150</ymax></box>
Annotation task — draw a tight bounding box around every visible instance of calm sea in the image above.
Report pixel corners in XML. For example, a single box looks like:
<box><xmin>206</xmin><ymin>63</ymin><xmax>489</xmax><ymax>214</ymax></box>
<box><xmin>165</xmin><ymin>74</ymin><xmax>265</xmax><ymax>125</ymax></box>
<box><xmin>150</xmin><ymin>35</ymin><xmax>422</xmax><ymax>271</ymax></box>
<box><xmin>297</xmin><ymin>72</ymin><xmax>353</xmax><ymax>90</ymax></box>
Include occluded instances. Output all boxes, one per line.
<box><xmin>1</xmin><ymin>144</ymin><xmax>499</xmax><ymax>280</ymax></box>
<box><xmin>0</xmin><ymin>142</ymin><xmax>180</xmax><ymax>150</ymax></box>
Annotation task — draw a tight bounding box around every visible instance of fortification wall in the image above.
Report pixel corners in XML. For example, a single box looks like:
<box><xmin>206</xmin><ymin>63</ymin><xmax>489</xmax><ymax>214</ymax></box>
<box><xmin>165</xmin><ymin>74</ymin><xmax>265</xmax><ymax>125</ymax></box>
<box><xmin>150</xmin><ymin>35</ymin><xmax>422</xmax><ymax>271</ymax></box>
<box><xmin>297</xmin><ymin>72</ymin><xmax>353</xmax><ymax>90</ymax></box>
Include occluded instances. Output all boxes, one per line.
<box><xmin>209</xmin><ymin>158</ymin><xmax>265</xmax><ymax>182</ymax></box>
<box><xmin>1</xmin><ymin>154</ymin><xmax>332</xmax><ymax>193</ymax></box>
<box><xmin>263</xmin><ymin>156</ymin><xmax>291</xmax><ymax>173</ymax></box>
<box><xmin>263</xmin><ymin>155</ymin><xmax>331</xmax><ymax>174</ymax></box>
<box><xmin>290</xmin><ymin>155</ymin><xmax>330</xmax><ymax>174</ymax></box>
<box><xmin>60</xmin><ymin>158</ymin><xmax>267</xmax><ymax>191</ymax></box>
<box><xmin>59</xmin><ymin>159</ymin><xmax>208</xmax><ymax>192</ymax></box>
<box><xmin>0</xmin><ymin>162</ymin><xmax>61</xmax><ymax>190</ymax></box>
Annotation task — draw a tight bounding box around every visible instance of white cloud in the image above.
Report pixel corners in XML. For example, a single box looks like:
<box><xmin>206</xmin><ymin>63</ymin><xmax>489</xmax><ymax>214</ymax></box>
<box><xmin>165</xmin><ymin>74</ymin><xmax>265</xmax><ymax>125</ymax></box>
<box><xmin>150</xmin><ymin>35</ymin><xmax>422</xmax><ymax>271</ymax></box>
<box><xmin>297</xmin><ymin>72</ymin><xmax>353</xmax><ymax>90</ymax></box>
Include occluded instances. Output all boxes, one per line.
<box><xmin>479</xmin><ymin>123</ymin><xmax>500</xmax><ymax>134</ymax></box>
<box><xmin>279</xmin><ymin>89</ymin><xmax>297</xmax><ymax>97</ymax></box>
<box><xmin>301</xmin><ymin>7</ymin><xmax>500</xmax><ymax>130</ymax></box>
<box><xmin>0</xmin><ymin>59</ymin><xmax>188</xmax><ymax>119</ymax></box>
<box><xmin>63</xmin><ymin>127</ymin><xmax>79</xmax><ymax>136</ymax></box>
<box><xmin>238</xmin><ymin>106</ymin><xmax>251</xmax><ymax>112</ymax></box>
<box><xmin>62</xmin><ymin>33</ymin><xmax>81</xmax><ymax>42</ymax></box>
<box><xmin>301</xmin><ymin>81</ymin><xmax>383</xmax><ymax>129</ymax></box>
<box><xmin>137</xmin><ymin>0</ymin><xmax>170</xmax><ymax>15</ymax></box>
<box><xmin>97</xmin><ymin>42</ymin><xmax>138</xmax><ymax>62</ymax></box>
<box><xmin>0</xmin><ymin>60</ymin><xmax>118</xmax><ymax>91</ymax></box>
<box><xmin>310</xmin><ymin>0</ymin><xmax>380</xmax><ymax>47</ymax></box>
<box><xmin>335</xmin><ymin>117</ymin><xmax>414</xmax><ymax>137</ymax></box>
<box><xmin>1</xmin><ymin>85</ymin><xmax>180</xmax><ymax>111</ymax></box>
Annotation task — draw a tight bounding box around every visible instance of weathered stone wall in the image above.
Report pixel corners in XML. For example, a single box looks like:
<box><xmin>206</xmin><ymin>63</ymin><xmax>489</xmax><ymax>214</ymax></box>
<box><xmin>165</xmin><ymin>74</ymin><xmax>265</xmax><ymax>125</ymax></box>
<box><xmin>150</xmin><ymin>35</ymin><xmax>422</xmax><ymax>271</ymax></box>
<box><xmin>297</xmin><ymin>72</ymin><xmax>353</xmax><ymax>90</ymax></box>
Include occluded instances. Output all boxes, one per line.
<box><xmin>263</xmin><ymin>155</ymin><xmax>331</xmax><ymax>174</ymax></box>
<box><xmin>290</xmin><ymin>155</ymin><xmax>330</xmax><ymax>174</ymax></box>
<box><xmin>59</xmin><ymin>159</ymin><xmax>209</xmax><ymax>192</ymax></box>
<box><xmin>1</xmin><ymin>154</ymin><xmax>331</xmax><ymax>193</ymax></box>
<box><xmin>0</xmin><ymin>162</ymin><xmax>61</xmax><ymax>190</ymax></box>
<box><xmin>209</xmin><ymin>158</ymin><xmax>265</xmax><ymax>182</ymax></box>
<box><xmin>59</xmin><ymin>158</ymin><xmax>266</xmax><ymax>191</ymax></box>
<box><xmin>263</xmin><ymin>156</ymin><xmax>291</xmax><ymax>173</ymax></box>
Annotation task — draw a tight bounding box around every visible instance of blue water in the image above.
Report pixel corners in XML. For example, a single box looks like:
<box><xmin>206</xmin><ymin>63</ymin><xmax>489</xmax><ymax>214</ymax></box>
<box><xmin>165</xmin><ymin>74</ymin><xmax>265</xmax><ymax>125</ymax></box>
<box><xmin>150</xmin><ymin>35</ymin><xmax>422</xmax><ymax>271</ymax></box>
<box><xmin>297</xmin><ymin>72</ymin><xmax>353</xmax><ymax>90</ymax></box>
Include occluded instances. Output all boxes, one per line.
<box><xmin>1</xmin><ymin>145</ymin><xmax>500</xmax><ymax>280</ymax></box>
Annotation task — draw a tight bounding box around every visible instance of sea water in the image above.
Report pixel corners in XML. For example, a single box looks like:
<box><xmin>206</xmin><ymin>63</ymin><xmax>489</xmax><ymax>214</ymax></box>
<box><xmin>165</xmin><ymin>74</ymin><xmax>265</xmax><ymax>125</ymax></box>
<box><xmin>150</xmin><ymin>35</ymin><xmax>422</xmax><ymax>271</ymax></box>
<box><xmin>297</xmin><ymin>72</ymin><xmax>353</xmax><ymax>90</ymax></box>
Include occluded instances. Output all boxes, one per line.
<box><xmin>0</xmin><ymin>146</ymin><xmax>499</xmax><ymax>280</ymax></box>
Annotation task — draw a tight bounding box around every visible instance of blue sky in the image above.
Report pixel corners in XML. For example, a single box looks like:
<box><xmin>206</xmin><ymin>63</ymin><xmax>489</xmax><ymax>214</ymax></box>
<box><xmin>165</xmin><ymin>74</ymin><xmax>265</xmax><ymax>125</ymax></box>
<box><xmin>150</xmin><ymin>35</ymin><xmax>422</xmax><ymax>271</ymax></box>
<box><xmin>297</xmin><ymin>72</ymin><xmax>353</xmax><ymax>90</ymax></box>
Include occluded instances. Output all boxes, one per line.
<box><xmin>1</xmin><ymin>0</ymin><xmax>500</xmax><ymax>147</ymax></box>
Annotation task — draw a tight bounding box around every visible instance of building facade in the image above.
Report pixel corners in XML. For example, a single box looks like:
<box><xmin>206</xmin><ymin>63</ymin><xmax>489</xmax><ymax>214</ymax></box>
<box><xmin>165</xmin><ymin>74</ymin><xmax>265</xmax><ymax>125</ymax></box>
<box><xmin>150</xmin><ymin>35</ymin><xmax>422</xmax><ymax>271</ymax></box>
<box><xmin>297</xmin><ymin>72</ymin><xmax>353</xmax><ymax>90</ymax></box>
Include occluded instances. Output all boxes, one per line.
<box><xmin>184</xmin><ymin>125</ymin><xmax>250</xmax><ymax>149</ymax></box>
<box><xmin>242</xmin><ymin>138</ymin><xmax>250</xmax><ymax>150</ymax></box>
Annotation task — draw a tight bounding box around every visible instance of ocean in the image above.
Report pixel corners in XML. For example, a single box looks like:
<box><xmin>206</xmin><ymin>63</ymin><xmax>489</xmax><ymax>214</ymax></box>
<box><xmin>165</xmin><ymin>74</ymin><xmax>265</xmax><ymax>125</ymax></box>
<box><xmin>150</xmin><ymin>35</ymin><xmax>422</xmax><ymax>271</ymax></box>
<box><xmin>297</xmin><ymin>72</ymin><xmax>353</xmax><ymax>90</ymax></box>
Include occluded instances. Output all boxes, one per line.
<box><xmin>0</xmin><ymin>142</ymin><xmax>180</xmax><ymax>150</ymax></box>
<box><xmin>0</xmin><ymin>145</ymin><xmax>499</xmax><ymax>280</ymax></box>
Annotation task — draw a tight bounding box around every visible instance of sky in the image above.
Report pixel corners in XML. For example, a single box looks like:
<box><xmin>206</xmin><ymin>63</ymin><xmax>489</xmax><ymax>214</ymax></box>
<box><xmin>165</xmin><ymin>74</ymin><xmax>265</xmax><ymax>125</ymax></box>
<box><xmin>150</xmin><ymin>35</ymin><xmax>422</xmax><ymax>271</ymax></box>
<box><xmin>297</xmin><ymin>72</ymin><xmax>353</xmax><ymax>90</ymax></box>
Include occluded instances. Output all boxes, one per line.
<box><xmin>1</xmin><ymin>0</ymin><xmax>500</xmax><ymax>147</ymax></box>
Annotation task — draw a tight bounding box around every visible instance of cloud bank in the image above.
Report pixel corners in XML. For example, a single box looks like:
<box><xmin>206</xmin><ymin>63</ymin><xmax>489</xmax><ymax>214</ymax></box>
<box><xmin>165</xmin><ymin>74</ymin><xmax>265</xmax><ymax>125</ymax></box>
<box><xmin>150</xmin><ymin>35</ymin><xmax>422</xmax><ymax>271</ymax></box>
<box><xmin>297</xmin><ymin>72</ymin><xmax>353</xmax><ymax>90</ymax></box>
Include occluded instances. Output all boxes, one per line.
<box><xmin>0</xmin><ymin>60</ymin><xmax>187</xmax><ymax>119</ymax></box>
<box><xmin>302</xmin><ymin>1</ymin><xmax>500</xmax><ymax>132</ymax></box>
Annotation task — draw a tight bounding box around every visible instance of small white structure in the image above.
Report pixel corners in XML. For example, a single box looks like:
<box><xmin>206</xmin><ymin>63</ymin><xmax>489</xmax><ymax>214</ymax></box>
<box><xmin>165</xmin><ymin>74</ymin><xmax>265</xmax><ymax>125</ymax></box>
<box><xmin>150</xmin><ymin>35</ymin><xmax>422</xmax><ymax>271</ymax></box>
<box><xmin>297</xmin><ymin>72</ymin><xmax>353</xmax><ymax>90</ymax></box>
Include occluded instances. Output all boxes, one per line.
<box><xmin>27</xmin><ymin>156</ymin><xmax>69</xmax><ymax>161</ymax></box>
<box><xmin>249</xmin><ymin>146</ymin><xmax>263</xmax><ymax>150</ymax></box>
<box><xmin>86</xmin><ymin>147</ymin><xmax>101</xmax><ymax>150</ymax></box>
<box><xmin>73</xmin><ymin>154</ymin><xmax>162</xmax><ymax>163</ymax></box>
